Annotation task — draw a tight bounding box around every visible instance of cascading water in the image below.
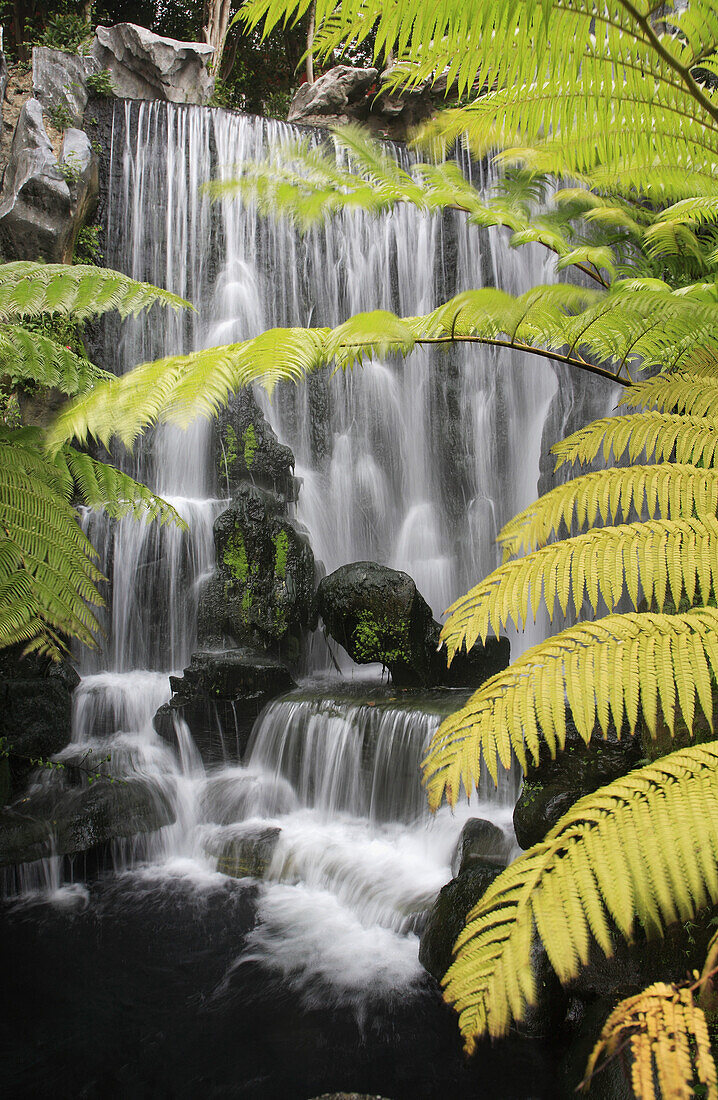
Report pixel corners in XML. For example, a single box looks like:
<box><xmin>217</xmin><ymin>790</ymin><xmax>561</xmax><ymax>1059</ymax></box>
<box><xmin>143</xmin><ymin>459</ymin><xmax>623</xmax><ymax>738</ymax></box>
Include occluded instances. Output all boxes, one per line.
<box><xmin>9</xmin><ymin>98</ymin><xmax>615</xmax><ymax>1024</ymax></box>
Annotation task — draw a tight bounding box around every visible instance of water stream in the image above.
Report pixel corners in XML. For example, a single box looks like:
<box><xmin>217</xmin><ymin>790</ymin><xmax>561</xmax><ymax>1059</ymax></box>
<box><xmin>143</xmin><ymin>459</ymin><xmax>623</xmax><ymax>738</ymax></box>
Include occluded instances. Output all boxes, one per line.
<box><xmin>3</xmin><ymin>100</ymin><xmax>617</xmax><ymax>1096</ymax></box>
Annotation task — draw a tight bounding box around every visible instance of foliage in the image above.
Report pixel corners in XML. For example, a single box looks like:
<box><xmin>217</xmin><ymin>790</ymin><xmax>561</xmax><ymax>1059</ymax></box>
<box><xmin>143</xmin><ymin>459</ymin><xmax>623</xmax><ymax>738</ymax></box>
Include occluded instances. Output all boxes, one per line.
<box><xmin>0</xmin><ymin>262</ymin><xmax>189</xmax><ymax>659</ymax></box>
<box><xmin>85</xmin><ymin>70</ymin><xmax>115</xmax><ymax>98</ymax></box>
<box><xmin>73</xmin><ymin>224</ymin><xmax>103</xmax><ymax>266</ymax></box>
<box><xmin>47</xmin><ymin>103</ymin><xmax>75</xmax><ymax>134</ymax></box>
<box><xmin>581</xmin><ymin>981</ymin><xmax>718</xmax><ymax>1099</ymax></box>
<box><xmin>37</xmin><ymin>12</ymin><xmax>93</xmax><ymax>54</ymax></box>
<box><xmin>442</xmin><ymin>743</ymin><xmax>718</xmax><ymax>1044</ymax></box>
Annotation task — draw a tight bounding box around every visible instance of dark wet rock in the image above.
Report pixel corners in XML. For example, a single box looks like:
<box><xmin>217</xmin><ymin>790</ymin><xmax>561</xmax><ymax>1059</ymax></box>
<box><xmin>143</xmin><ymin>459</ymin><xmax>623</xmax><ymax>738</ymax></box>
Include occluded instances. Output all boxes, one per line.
<box><xmin>317</xmin><ymin>561</ymin><xmax>509</xmax><ymax>687</ymax></box>
<box><xmin>450</xmin><ymin>817</ymin><xmax>512</xmax><ymax>877</ymax></box>
<box><xmin>32</xmin><ymin>46</ymin><xmax>100</xmax><ymax>127</ymax></box>
<box><xmin>204</xmin><ymin>824</ymin><xmax>281</xmax><ymax>879</ymax></box>
<box><xmin>308</xmin><ymin>1095</ymin><xmax>394</xmax><ymax>1100</ymax></box>
<box><xmin>288</xmin><ymin>66</ymin><xmax>378</xmax><ymax>127</ymax></box>
<box><xmin>0</xmin><ymin>777</ymin><xmax>174</xmax><ymax>866</ymax></box>
<box><xmin>154</xmin><ymin>647</ymin><xmax>295</xmax><ymax>763</ymax></box>
<box><xmin>513</xmin><ymin>715</ymin><xmax>643</xmax><ymax>850</ymax></box>
<box><xmin>91</xmin><ymin>23</ymin><xmax>214</xmax><ymax>104</ymax></box>
<box><xmin>419</xmin><ymin>861</ymin><xmax>503</xmax><ymax>982</ymax></box>
<box><xmin>0</xmin><ymin>646</ymin><xmax>79</xmax><ymax>799</ymax></box>
<box><xmin>197</xmin><ymin>485</ymin><xmax>315</xmax><ymax>660</ymax></box>
<box><xmin>0</xmin><ymin>98</ymin><xmax>98</xmax><ymax>262</ymax></box>
<box><xmin>214</xmin><ymin>390</ymin><xmax>297</xmax><ymax>502</ymax></box>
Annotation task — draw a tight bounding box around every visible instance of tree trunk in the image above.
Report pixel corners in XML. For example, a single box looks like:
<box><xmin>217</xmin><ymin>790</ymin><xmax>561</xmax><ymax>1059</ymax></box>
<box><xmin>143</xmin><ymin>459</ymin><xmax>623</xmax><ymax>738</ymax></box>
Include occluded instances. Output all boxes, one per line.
<box><xmin>305</xmin><ymin>0</ymin><xmax>316</xmax><ymax>84</ymax></box>
<box><xmin>202</xmin><ymin>0</ymin><xmax>233</xmax><ymax>77</ymax></box>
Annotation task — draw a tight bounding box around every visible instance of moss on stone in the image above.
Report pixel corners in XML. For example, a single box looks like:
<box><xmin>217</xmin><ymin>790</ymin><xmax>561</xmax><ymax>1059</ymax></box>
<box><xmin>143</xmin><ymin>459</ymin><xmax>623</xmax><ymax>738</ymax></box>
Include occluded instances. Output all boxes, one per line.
<box><xmin>273</xmin><ymin>529</ymin><xmax>289</xmax><ymax>579</ymax></box>
<box><xmin>223</xmin><ymin>425</ymin><xmax>238</xmax><ymax>469</ymax></box>
<box><xmin>243</xmin><ymin>423</ymin><xmax>257</xmax><ymax>468</ymax></box>
<box><xmin>223</xmin><ymin>529</ymin><xmax>249</xmax><ymax>583</ymax></box>
<box><xmin>352</xmin><ymin>610</ymin><xmax>412</xmax><ymax>667</ymax></box>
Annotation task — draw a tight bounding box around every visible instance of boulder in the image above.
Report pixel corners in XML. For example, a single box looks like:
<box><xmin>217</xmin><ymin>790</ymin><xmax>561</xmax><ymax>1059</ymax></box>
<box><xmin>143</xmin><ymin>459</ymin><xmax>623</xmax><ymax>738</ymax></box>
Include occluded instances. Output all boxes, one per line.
<box><xmin>91</xmin><ymin>23</ymin><xmax>214</xmax><ymax>104</ymax></box>
<box><xmin>513</xmin><ymin>715</ymin><xmax>643</xmax><ymax>850</ymax></box>
<box><xmin>317</xmin><ymin>561</ymin><xmax>509</xmax><ymax>687</ymax></box>
<box><xmin>419</xmin><ymin>861</ymin><xmax>503</xmax><ymax>981</ymax></box>
<box><xmin>0</xmin><ymin>776</ymin><xmax>175</xmax><ymax>866</ymax></box>
<box><xmin>203</xmin><ymin>824</ymin><xmax>281</xmax><ymax>878</ymax></box>
<box><xmin>450</xmin><ymin>817</ymin><xmax>513</xmax><ymax>877</ymax></box>
<box><xmin>0</xmin><ymin>99</ymin><xmax>98</xmax><ymax>262</ymax></box>
<box><xmin>0</xmin><ymin>98</ymin><xmax>71</xmax><ymax>260</ymax></box>
<box><xmin>197</xmin><ymin>485</ymin><xmax>315</xmax><ymax>659</ymax></box>
<box><xmin>288</xmin><ymin>66</ymin><xmax>379</xmax><ymax>126</ymax></box>
<box><xmin>153</xmin><ymin>648</ymin><xmax>295</xmax><ymax>763</ymax></box>
<box><xmin>32</xmin><ymin>46</ymin><xmax>100</xmax><ymax>127</ymax></box>
<box><xmin>0</xmin><ymin>646</ymin><xmax>80</xmax><ymax>799</ymax></box>
<box><xmin>214</xmin><ymin>390</ymin><xmax>297</xmax><ymax>502</ymax></box>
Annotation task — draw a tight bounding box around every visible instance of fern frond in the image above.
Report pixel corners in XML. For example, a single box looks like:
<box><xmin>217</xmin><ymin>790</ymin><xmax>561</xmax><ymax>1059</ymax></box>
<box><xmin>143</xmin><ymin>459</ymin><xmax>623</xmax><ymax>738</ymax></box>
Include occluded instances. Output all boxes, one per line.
<box><xmin>498</xmin><ymin>464</ymin><xmax>718</xmax><ymax>557</ymax></box>
<box><xmin>442</xmin><ymin>515</ymin><xmax>718</xmax><ymax>652</ymax></box>
<box><xmin>0</xmin><ymin>324</ymin><xmax>112</xmax><ymax>394</ymax></box>
<box><xmin>621</xmin><ymin>373</ymin><xmax>718</xmax><ymax>418</ymax></box>
<box><xmin>552</xmin><ymin>412</ymin><xmax>718</xmax><ymax>471</ymax></box>
<box><xmin>0</xmin><ymin>431</ymin><xmax>104</xmax><ymax>659</ymax></box>
<box><xmin>441</xmin><ymin>743</ymin><xmax>718</xmax><ymax>1046</ymax></box>
<box><xmin>0</xmin><ymin>261</ymin><xmax>190</xmax><ymax>320</ymax></box>
<box><xmin>57</xmin><ymin>449</ymin><xmax>187</xmax><ymax>528</ymax></box>
<box><xmin>581</xmin><ymin>983</ymin><xmax>718</xmax><ymax>1100</ymax></box>
<box><xmin>424</xmin><ymin>607</ymin><xmax>718</xmax><ymax>801</ymax></box>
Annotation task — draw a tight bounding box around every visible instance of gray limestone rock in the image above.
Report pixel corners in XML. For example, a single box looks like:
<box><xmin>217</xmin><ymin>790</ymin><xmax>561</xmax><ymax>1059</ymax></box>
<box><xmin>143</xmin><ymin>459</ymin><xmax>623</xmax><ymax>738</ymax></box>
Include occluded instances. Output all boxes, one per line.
<box><xmin>288</xmin><ymin>65</ymin><xmax>378</xmax><ymax>126</ymax></box>
<box><xmin>0</xmin><ymin>51</ymin><xmax>7</xmax><ymax>126</ymax></box>
<box><xmin>91</xmin><ymin>23</ymin><xmax>214</xmax><ymax>104</ymax></box>
<box><xmin>32</xmin><ymin>46</ymin><xmax>100</xmax><ymax>127</ymax></box>
<box><xmin>0</xmin><ymin>98</ymin><xmax>71</xmax><ymax>261</ymax></box>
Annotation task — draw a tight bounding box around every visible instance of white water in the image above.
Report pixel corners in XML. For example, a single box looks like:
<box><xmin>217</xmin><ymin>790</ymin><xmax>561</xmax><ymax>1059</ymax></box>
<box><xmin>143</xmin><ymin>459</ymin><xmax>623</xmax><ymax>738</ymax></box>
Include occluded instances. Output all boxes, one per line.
<box><xmin>9</xmin><ymin>101</ymin><xmax>614</xmax><ymax>1002</ymax></box>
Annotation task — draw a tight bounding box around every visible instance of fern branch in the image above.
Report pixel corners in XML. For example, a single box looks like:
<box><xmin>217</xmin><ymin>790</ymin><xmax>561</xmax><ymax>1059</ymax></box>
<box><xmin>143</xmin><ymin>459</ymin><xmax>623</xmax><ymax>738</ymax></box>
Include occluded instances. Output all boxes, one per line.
<box><xmin>552</xmin><ymin>412</ymin><xmax>718</xmax><ymax>470</ymax></box>
<box><xmin>424</xmin><ymin>607</ymin><xmax>718</xmax><ymax>800</ymax></box>
<box><xmin>441</xmin><ymin>743</ymin><xmax>718</xmax><ymax>1046</ymax></box>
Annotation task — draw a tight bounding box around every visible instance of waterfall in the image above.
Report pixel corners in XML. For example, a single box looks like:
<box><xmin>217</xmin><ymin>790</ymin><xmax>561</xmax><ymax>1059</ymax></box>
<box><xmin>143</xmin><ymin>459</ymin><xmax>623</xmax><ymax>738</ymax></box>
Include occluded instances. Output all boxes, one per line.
<box><xmin>10</xmin><ymin>99</ymin><xmax>615</xmax><ymax>1002</ymax></box>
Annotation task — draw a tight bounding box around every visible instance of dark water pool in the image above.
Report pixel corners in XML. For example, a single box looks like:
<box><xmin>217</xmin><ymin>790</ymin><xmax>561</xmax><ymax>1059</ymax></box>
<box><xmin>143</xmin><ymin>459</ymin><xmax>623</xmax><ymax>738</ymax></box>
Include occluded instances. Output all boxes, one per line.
<box><xmin>0</xmin><ymin>873</ymin><xmax>562</xmax><ymax>1100</ymax></box>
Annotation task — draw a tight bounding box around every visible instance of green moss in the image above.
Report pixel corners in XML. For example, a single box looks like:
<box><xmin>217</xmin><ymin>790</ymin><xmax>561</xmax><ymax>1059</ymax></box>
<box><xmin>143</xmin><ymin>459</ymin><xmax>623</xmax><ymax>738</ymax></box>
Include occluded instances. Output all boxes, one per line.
<box><xmin>241</xmin><ymin>587</ymin><xmax>253</xmax><ymax>613</ymax></box>
<box><xmin>243</xmin><ymin>423</ymin><xmax>257</xmax><ymax>468</ymax></box>
<box><xmin>352</xmin><ymin>611</ymin><xmax>412</xmax><ymax>667</ymax></box>
<box><xmin>223</xmin><ymin>529</ymin><xmax>249</xmax><ymax>583</ymax></box>
<box><xmin>273</xmin><ymin>529</ymin><xmax>289</xmax><ymax>578</ymax></box>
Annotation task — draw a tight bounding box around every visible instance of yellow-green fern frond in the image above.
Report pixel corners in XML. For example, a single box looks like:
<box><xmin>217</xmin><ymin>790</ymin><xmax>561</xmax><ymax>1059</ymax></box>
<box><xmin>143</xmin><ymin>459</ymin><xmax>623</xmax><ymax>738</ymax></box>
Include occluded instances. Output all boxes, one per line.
<box><xmin>0</xmin><ymin>431</ymin><xmax>105</xmax><ymax>659</ymax></box>
<box><xmin>57</xmin><ymin>448</ymin><xmax>187</xmax><ymax>528</ymax></box>
<box><xmin>621</xmin><ymin>373</ymin><xmax>718</xmax><ymax>418</ymax></box>
<box><xmin>552</xmin><ymin>412</ymin><xmax>718</xmax><ymax>471</ymax></box>
<box><xmin>0</xmin><ymin>325</ymin><xmax>112</xmax><ymax>395</ymax></box>
<box><xmin>0</xmin><ymin>261</ymin><xmax>190</xmax><ymax>320</ymax></box>
<box><xmin>442</xmin><ymin>515</ymin><xmax>718</xmax><ymax>652</ymax></box>
<box><xmin>498</xmin><ymin>464</ymin><xmax>718</xmax><ymax>558</ymax></box>
<box><xmin>424</xmin><ymin>607</ymin><xmax>718</xmax><ymax>800</ymax></box>
<box><xmin>581</xmin><ymin>982</ymin><xmax>718</xmax><ymax>1100</ymax></box>
<box><xmin>441</xmin><ymin>743</ymin><xmax>718</xmax><ymax>1046</ymax></box>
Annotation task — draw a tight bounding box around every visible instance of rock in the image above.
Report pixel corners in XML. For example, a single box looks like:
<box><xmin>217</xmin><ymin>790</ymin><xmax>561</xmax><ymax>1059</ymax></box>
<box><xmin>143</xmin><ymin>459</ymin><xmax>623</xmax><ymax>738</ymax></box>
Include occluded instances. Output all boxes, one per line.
<box><xmin>317</xmin><ymin>561</ymin><xmax>509</xmax><ymax>687</ymax></box>
<box><xmin>0</xmin><ymin>98</ymin><xmax>98</xmax><ymax>262</ymax></box>
<box><xmin>288</xmin><ymin>66</ymin><xmax>379</xmax><ymax>126</ymax></box>
<box><xmin>91</xmin><ymin>23</ymin><xmax>214</xmax><ymax>105</ymax></box>
<box><xmin>154</xmin><ymin>648</ymin><xmax>295</xmax><ymax>763</ymax></box>
<box><xmin>0</xmin><ymin>646</ymin><xmax>79</xmax><ymax>798</ymax></box>
<box><xmin>419</xmin><ymin>861</ymin><xmax>503</xmax><ymax>982</ymax></box>
<box><xmin>450</xmin><ymin>817</ymin><xmax>513</xmax><ymax>877</ymax></box>
<box><xmin>0</xmin><ymin>777</ymin><xmax>175</xmax><ymax>866</ymax></box>
<box><xmin>0</xmin><ymin>98</ymin><xmax>71</xmax><ymax>261</ymax></box>
<box><xmin>214</xmin><ymin>390</ymin><xmax>297</xmax><ymax>502</ymax></box>
<box><xmin>0</xmin><ymin>52</ymin><xmax>7</xmax><ymax>126</ymax></box>
<box><xmin>513</xmin><ymin>715</ymin><xmax>643</xmax><ymax>850</ymax></box>
<box><xmin>32</xmin><ymin>46</ymin><xmax>100</xmax><ymax>127</ymax></box>
<box><xmin>197</xmin><ymin>485</ymin><xmax>315</xmax><ymax>660</ymax></box>
<box><xmin>203</xmin><ymin>824</ymin><xmax>281</xmax><ymax>878</ymax></box>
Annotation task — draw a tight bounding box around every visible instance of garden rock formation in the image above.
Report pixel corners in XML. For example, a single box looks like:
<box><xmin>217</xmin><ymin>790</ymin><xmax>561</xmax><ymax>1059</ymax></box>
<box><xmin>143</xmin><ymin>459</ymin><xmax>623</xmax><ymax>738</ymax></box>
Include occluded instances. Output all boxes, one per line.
<box><xmin>91</xmin><ymin>23</ymin><xmax>215</xmax><ymax>104</ymax></box>
<box><xmin>32</xmin><ymin>46</ymin><xmax>100</xmax><ymax>126</ymax></box>
<box><xmin>317</xmin><ymin>560</ymin><xmax>509</xmax><ymax>686</ymax></box>
<box><xmin>154</xmin><ymin>649</ymin><xmax>295</xmax><ymax>763</ymax></box>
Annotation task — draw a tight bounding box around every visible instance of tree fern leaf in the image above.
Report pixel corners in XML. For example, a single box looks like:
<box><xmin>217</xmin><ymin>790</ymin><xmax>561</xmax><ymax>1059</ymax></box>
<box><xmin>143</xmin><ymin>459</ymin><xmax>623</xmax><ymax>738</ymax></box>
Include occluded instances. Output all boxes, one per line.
<box><xmin>442</xmin><ymin>744</ymin><xmax>718</xmax><ymax>1047</ymax></box>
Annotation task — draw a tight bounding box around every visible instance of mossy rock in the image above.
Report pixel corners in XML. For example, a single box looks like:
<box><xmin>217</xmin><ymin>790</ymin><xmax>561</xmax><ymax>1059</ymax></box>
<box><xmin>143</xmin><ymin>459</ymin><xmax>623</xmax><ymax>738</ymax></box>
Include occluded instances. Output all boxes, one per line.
<box><xmin>214</xmin><ymin>390</ymin><xmax>297</xmax><ymax>501</ymax></box>
<box><xmin>197</xmin><ymin>484</ymin><xmax>315</xmax><ymax>659</ymax></box>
